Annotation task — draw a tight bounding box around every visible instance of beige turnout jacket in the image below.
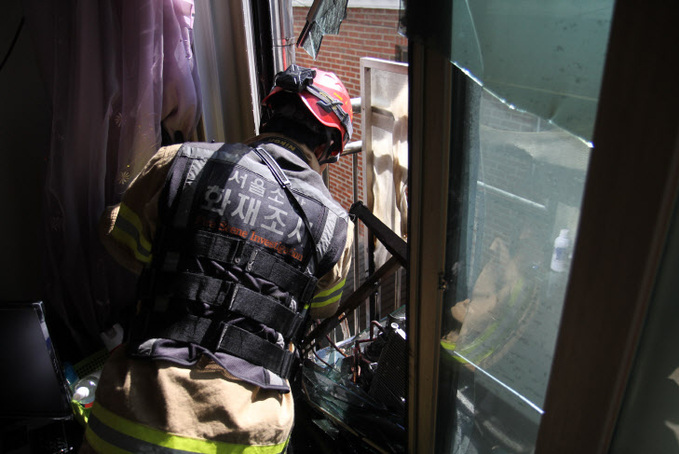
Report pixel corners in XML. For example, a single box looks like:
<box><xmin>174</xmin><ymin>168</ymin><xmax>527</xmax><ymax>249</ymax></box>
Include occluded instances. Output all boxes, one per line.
<box><xmin>81</xmin><ymin>137</ymin><xmax>353</xmax><ymax>453</ymax></box>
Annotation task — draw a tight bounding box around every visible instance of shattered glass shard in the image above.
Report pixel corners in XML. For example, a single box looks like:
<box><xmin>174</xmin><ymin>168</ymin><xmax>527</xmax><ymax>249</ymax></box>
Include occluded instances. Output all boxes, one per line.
<box><xmin>297</xmin><ymin>0</ymin><xmax>348</xmax><ymax>59</ymax></box>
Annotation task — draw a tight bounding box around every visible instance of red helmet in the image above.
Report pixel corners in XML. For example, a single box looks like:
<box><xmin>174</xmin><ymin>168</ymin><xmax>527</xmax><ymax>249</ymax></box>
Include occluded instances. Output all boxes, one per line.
<box><xmin>263</xmin><ymin>65</ymin><xmax>353</xmax><ymax>157</ymax></box>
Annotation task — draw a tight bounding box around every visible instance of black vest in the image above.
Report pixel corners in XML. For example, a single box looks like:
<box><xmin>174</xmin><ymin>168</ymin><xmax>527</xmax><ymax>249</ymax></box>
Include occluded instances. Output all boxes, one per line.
<box><xmin>131</xmin><ymin>141</ymin><xmax>349</xmax><ymax>379</ymax></box>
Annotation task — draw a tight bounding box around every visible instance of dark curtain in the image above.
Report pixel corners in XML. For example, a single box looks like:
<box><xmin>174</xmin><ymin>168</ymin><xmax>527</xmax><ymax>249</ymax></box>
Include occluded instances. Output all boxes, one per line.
<box><xmin>29</xmin><ymin>0</ymin><xmax>202</xmax><ymax>358</ymax></box>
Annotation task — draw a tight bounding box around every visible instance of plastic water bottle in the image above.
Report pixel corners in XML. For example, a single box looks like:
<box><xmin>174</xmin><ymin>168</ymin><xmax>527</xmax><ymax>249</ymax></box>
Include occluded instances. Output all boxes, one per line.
<box><xmin>550</xmin><ymin>229</ymin><xmax>570</xmax><ymax>272</ymax></box>
<box><xmin>71</xmin><ymin>370</ymin><xmax>101</xmax><ymax>408</ymax></box>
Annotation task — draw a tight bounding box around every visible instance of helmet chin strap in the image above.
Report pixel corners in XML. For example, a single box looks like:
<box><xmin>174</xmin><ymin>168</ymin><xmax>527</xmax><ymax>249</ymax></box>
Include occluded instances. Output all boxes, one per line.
<box><xmin>315</xmin><ymin>139</ymin><xmax>340</xmax><ymax>165</ymax></box>
<box><xmin>317</xmin><ymin>153</ymin><xmax>340</xmax><ymax>165</ymax></box>
<box><xmin>312</xmin><ymin>128</ymin><xmax>339</xmax><ymax>165</ymax></box>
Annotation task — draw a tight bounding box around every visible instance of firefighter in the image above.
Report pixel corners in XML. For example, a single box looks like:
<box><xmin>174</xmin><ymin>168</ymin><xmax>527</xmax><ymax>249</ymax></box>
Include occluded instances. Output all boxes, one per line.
<box><xmin>81</xmin><ymin>64</ymin><xmax>354</xmax><ymax>453</ymax></box>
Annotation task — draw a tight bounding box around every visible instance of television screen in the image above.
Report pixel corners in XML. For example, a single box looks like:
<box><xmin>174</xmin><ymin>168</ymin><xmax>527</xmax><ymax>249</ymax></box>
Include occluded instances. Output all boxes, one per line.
<box><xmin>0</xmin><ymin>302</ymin><xmax>72</xmax><ymax>420</ymax></box>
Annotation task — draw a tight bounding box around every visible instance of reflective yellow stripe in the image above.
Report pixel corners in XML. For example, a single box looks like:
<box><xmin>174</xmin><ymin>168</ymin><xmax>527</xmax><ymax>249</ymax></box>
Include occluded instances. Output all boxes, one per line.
<box><xmin>310</xmin><ymin>291</ymin><xmax>343</xmax><ymax>309</ymax></box>
<box><xmin>440</xmin><ymin>339</ymin><xmax>456</xmax><ymax>352</ymax></box>
<box><xmin>88</xmin><ymin>402</ymin><xmax>289</xmax><ymax>454</ymax></box>
<box><xmin>440</xmin><ymin>340</ymin><xmax>472</xmax><ymax>365</ymax></box>
<box><xmin>313</xmin><ymin>278</ymin><xmax>346</xmax><ymax>299</ymax></box>
<box><xmin>111</xmin><ymin>203</ymin><xmax>153</xmax><ymax>264</ymax></box>
<box><xmin>308</xmin><ymin>278</ymin><xmax>346</xmax><ymax>309</ymax></box>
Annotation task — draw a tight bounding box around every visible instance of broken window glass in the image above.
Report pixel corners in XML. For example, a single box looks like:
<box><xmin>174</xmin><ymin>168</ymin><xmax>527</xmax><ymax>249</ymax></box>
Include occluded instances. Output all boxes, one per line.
<box><xmin>297</xmin><ymin>307</ymin><xmax>407</xmax><ymax>452</ymax></box>
<box><xmin>297</xmin><ymin>0</ymin><xmax>349</xmax><ymax>59</ymax></box>
<box><xmin>450</xmin><ymin>0</ymin><xmax>614</xmax><ymax>141</ymax></box>
<box><xmin>437</xmin><ymin>73</ymin><xmax>594</xmax><ymax>454</ymax></box>
<box><xmin>409</xmin><ymin>0</ymin><xmax>615</xmax><ymax>142</ymax></box>
<box><xmin>432</xmin><ymin>0</ymin><xmax>615</xmax><ymax>448</ymax></box>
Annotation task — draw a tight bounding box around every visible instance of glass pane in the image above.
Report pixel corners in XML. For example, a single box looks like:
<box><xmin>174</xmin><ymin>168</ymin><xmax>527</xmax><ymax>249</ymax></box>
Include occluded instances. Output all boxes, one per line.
<box><xmin>436</xmin><ymin>84</ymin><xmax>592</xmax><ymax>452</ymax></box>
<box><xmin>450</xmin><ymin>0</ymin><xmax>614</xmax><ymax>141</ymax></box>
<box><xmin>428</xmin><ymin>0</ymin><xmax>617</xmax><ymax>448</ymax></box>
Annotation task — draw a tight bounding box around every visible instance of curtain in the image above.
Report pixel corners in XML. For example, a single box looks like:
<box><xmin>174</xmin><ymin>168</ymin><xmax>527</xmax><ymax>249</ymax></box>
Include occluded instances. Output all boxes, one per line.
<box><xmin>34</xmin><ymin>0</ymin><xmax>201</xmax><ymax>358</ymax></box>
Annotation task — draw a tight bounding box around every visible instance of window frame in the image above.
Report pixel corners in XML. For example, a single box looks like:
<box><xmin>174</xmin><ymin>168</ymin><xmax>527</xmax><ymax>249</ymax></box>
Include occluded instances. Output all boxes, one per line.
<box><xmin>534</xmin><ymin>2</ymin><xmax>679</xmax><ymax>452</ymax></box>
<box><xmin>406</xmin><ymin>1</ymin><xmax>679</xmax><ymax>453</ymax></box>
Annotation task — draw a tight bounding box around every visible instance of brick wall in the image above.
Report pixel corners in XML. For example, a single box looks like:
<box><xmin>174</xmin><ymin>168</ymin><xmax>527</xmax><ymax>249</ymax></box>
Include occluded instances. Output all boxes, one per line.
<box><xmin>292</xmin><ymin>7</ymin><xmax>408</xmax><ymax>211</ymax></box>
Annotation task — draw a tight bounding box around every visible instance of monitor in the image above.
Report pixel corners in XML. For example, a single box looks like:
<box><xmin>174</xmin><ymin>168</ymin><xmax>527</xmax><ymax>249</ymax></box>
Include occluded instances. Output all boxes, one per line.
<box><xmin>0</xmin><ymin>301</ymin><xmax>72</xmax><ymax>420</ymax></box>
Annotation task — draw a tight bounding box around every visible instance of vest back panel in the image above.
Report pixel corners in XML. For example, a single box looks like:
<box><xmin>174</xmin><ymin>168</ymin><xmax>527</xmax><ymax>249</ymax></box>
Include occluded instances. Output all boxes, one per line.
<box><xmin>160</xmin><ymin>143</ymin><xmax>328</xmax><ymax>271</ymax></box>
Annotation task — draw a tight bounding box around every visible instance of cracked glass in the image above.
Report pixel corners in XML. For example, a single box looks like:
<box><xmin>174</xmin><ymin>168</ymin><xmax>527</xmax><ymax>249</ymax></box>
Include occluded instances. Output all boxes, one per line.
<box><xmin>450</xmin><ymin>0</ymin><xmax>614</xmax><ymax>142</ymax></box>
<box><xmin>297</xmin><ymin>0</ymin><xmax>349</xmax><ymax>60</ymax></box>
<box><xmin>434</xmin><ymin>0</ymin><xmax>615</xmax><ymax>452</ymax></box>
